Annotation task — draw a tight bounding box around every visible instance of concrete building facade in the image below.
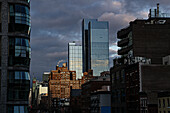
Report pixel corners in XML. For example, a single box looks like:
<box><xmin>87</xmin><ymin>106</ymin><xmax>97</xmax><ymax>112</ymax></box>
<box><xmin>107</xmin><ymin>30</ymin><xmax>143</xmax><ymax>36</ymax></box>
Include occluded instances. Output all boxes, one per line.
<box><xmin>0</xmin><ymin>0</ymin><xmax>31</xmax><ymax>113</ymax></box>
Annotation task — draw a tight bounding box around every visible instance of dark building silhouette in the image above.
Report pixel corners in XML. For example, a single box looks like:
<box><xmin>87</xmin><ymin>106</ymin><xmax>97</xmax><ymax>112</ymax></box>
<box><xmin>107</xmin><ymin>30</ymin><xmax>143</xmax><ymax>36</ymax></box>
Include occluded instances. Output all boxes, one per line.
<box><xmin>111</xmin><ymin>4</ymin><xmax>170</xmax><ymax>113</ymax></box>
<box><xmin>81</xmin><ymin>75</ymin><xmax>110</xmax><ymax>113</ymax></box>
<box><xmin>70</xmin><ymin>89</ymin><xmax>82</xmax><ymax>113</ymax></box>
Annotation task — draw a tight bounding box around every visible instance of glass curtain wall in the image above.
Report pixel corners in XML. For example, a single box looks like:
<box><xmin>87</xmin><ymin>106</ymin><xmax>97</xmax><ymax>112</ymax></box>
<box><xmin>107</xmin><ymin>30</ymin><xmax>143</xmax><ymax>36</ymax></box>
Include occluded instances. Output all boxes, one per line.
<box><xmin>89</xmin><ymin>21</ymin><xmax>109</xmax><ymax>76</ymax></box>
<box><xmin>68</xmin><ymin>43</ymin><xmax>83</xmax><ymax>79</ymax></box>
<box><xmin>9</xmin><ymin>37</ymin><xmax>31</xmax><ymax>66</ymax></box>
<box><xmin>8</xmin><ymin>71</ymin><xmax>30</xmax><ymax>101</ymax></box>
<box><xmin>9</xmin><ymin>4</ymin><xmax>31</xmax><ymax>35</ymax></box>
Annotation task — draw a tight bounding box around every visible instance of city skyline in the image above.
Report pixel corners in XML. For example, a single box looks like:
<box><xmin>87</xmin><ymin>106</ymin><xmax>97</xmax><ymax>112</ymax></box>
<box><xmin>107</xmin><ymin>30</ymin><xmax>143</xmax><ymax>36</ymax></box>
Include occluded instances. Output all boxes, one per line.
<box><xmin>30</xmin><ymin>0</ymin><xmax>170</xmax><ymax>80</ymax></box>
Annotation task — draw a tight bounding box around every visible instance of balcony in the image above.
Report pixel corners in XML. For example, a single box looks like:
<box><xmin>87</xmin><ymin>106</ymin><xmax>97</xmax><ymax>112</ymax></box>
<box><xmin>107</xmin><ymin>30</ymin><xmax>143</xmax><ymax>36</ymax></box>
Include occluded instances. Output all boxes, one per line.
<box><xmin>118</xmin><ymin>45</ymin><xmax>133</xmax><ymax>55</ymax></box>
<box><xmin>117</xmin><ymin>26</ymin><xmax>131</xmax><ymax>39</ymax></box>
<box><xmin>118</xmin><ymin>38</ymin><xmax>129</xmax><ymax>47</ymax></box>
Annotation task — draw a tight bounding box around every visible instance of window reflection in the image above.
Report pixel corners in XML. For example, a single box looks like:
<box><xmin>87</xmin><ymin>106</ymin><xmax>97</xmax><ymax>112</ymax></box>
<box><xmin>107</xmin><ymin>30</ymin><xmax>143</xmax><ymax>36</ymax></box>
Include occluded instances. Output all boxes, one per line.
<box><xmin>9</xmin><ymin>37</ymin><xmax>31</xmax><ymax>66</ymax></box>
<box><xmin>8</xmin><ymin>106</ymin><xmax>28</xmax><ymax>113</ymax></box>
<box><xmin>9</xmin><ymin>4</ymin><xmax>31</xmax><ymax>35</ymax></box>
<box><xmin>8</xmin><ymin>71</ymin><xmax>30</xmax><ymax>101</ymax></box>
<box><xmin>68</xmin><ymin>44</ymin><xmax>83</xmax><ymax>79</ymax></box>
<box><xmin>91</xmin><ymin>42</ymin><xmax>109</xmax><ymax>76</ymax></box>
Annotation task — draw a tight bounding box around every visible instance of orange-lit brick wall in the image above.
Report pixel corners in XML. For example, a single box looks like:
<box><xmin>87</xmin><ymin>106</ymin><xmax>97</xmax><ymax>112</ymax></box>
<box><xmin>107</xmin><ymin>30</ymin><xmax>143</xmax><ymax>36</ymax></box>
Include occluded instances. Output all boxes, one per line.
<box><xmin>48</xmin><ymin>65</ymin><xmax>94</xmax><ymax>108</ymax></box>
<box><xmin>49</xmin><ymin>66</ymin><xmax>81</xmax><ymax>100</ymax></box>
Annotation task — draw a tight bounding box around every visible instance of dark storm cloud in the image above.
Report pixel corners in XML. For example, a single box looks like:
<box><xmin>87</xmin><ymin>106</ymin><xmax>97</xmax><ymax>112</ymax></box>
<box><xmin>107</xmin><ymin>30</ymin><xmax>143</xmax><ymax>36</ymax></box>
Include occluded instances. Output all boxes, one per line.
<box><xmin>30</xmin><ymin>0</ymin><xmax>170</xmax><ymax>80</ymax></box>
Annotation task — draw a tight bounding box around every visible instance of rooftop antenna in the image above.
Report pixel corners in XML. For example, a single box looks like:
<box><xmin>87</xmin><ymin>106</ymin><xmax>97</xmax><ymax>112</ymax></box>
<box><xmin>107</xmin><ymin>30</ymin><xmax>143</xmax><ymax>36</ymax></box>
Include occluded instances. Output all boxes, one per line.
<box><xmin>157</xmin><ymin>3</ymin><xmax>160</xmax><ymax>17</ymax></box>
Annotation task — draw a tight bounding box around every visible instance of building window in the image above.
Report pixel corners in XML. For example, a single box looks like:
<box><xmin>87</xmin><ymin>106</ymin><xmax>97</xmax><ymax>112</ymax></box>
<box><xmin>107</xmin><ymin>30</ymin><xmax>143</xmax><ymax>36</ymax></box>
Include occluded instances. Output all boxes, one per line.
<box><xmin>168</xmin><ymin>98</ymin><xmax>170</xmax><ymax>107</ymax></box>
<box><xmin>9</xmin><ymin>37</ymin><xmax>31</xmax><ymax>66</ymax></box>
<box><xmin>9</xmin><ymin>4</ymin><xmax>31</xmax><ymax>35</ymax></box>
<box><xmin>8</xmin><ymin>106</ymin><xmax>28</xmax><ymax>113</ymax></box>
<box><xmin>159</xmin><ymin>99</ymin><xmax>161</xmax><ymax>108</ymax></box>
<box><xmin>7</xmin><ymin>71</ymin><xmax>30</xmax><ymax>101</ymax></box>
<box><xmin>163</xmin><ymin>99</ymin><xmax>165</xmax><ymax>107</ymax></box>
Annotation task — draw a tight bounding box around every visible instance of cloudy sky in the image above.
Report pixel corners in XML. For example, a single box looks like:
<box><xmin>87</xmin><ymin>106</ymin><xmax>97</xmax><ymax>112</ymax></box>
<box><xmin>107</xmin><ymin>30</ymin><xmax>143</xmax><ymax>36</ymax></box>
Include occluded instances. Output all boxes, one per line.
<box><xmin>30</xmin><ymin>0</ymin><xmax>170</xmax><ymax>80</ymax></box>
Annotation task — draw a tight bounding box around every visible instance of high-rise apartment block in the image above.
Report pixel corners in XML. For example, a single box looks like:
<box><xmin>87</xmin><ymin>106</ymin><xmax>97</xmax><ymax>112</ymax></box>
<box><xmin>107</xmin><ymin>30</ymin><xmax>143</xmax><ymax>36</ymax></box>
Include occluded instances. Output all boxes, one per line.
<box><xmin>68</xmin><ymin>42</ymin><xmax>83</xmax><ymax>79</ymax></box>
<box><xmin>0</xmin><ymin>0</ymin><xmax>31</xmax><ymax>113</ymax></box>
<box><xmin>82</xmin><ymin>19</ymin><xmax>109</xmax><ymax>76</ymax></box>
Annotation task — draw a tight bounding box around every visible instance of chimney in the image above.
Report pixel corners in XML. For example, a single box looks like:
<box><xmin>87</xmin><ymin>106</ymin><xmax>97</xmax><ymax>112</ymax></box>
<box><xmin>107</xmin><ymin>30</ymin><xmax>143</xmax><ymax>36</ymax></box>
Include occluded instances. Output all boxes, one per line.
<box><xmin>56</xmin><ymin>65</ymin><xmax>59</xmax><ymax>70</ymax></box>
<box><xmin>149</xmin><ymin>9</ymin><xmax>151</xmax><ymax>18</ymax></box>
<box><xmin>157</xmin><ymin>3</ymin><xmax>159</xmax><ymax>17</ymax></box>
<box><xmin>154</xmin><ymin>9</ymin><xmax>157</xmax><ymax>17</ymax></box>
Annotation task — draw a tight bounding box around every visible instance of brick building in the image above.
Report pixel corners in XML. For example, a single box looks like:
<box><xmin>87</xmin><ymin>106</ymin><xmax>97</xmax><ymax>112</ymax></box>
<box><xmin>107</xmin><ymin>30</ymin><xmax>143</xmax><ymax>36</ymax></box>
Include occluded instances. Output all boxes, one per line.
<box><xmin>48</xmin><ymin>64</ymin><xmax>81</xmax><ymax>110</ymax></box>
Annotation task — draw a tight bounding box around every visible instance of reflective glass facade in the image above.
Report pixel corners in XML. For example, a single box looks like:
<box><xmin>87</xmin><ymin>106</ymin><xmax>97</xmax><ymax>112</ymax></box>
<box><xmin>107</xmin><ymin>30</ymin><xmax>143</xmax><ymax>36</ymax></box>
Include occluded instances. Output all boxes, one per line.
<box><xmin>9</xmin><ymin>4</ymin><xmax>31</xmax><ymax>35</ymax></box>
<box><xmin>8</xmin><ymin>71</ymin><xmax>30</xmax><ymax>101</ymax></box>
<box><xmin>82</xmin><ymin>19</ymin><xmax>109</xmax><ymax>76</ymax></box>
<box><xmin>9</xmin><ymin>37</ymin><xmax>31</xmax><ymax>66</ymax></box>
<box><xmin>8</xmin><ymin>106</ymin><xmax>28</xmax><ymax>113</ymax></box>
<box><xmin>0</xmin><ymin>1</ymin><xmax>31</xmax><ymax>113</ymax></box>
<box><xmin>82</xmin><ymin>19</ymin><xmax>97</xmax><ymax>73</ymax></box>
<box><xmin>68</xmin><ymin>42</ymin><xmax>83</xmax><ymax>79</ymax></box>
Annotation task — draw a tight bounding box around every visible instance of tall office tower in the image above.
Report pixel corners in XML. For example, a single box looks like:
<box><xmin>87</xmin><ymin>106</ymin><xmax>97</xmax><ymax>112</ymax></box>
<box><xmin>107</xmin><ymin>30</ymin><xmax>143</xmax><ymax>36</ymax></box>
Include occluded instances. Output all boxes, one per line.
<box><xmin>0</xmin><ymin>0</ymin><xmax>31</xmax><ymax>113</ymax></box>
<box><xmin>68</xmin><ymin>42</ymin><xmax>83</xmax><ymax>79</ymax></box>
<box><xmin>82</xmin><ymin>19</ymin><xmax>109</xmax><ymax>76</ymax></box>
<box><xmin>82</xmin><ymin>19</ymin><xmax>97</xmax><ymax>73</ymax></box>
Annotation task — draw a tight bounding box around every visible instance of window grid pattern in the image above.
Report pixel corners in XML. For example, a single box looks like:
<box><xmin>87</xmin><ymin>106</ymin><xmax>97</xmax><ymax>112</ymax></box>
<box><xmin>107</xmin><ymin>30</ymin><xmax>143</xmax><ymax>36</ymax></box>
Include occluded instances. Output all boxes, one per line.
<box><xmin>69</xmin><ymin>45</ymin><xmax>83</xmax><ymax>79</ymax></box>
<box><xmin>90</xmin><ymin>27</ymin><xmax>109</xmax><ymax>76</ymax></box>
<box><xmin>9</xmin><ymin>37</ymin><xmax>31</xmax><ymax>66</ymax></box>
<box><xmin>9</xmin><ymin>4</ymin><xmax>31</xmax><ymax>34</ymax></box>
<box><xmin>9</xmin><ymin>4</ymin><xmax>30</xmax><ymax>26</ymax></box>
<box><xmin>7</xmin><ymin>71</ymin><xmax>30</xmax><ymax>101</ymax></box>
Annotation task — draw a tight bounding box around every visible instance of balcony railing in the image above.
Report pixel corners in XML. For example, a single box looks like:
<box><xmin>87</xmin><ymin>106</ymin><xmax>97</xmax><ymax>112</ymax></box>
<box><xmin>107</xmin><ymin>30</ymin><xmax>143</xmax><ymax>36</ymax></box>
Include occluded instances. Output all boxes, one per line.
<box><xmin>118</xmin><ymin>38</ymin><xmax>129</xmax><ymax>47</ymax></box>
<box><xmin>118</xmin><ymin>45</ymin><xmax>133</xmax><ymax>55</ymax></box>
<box><xmin>117</xmin><ymin>26</ymin><xmax>131</xmax><ymax>39</ymax></box>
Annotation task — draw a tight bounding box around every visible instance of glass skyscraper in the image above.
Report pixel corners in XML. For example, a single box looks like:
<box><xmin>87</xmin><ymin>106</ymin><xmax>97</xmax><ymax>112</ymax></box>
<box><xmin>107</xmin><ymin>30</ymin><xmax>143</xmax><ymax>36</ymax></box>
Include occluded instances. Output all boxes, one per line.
<box><xmin>68</xmin><ymin>42</ymin><xmax>83</xmax><ymax>79</ymax></box>
<box><xmin>0</xmin><ymin>0</ymin><xmax>31</xmax><ymax>113</ymax></box>
<box><xmin>82</xmin><ymin>19</ymin><xmax>109</xmax><ymax>76</ymax></box>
